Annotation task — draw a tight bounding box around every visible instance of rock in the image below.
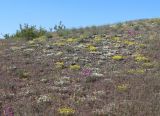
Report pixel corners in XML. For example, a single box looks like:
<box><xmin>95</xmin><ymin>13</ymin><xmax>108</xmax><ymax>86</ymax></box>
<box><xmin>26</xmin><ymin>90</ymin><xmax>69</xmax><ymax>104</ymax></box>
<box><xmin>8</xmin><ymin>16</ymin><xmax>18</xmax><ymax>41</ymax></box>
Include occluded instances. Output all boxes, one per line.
<box><xmin>23</xmin><ymin>48</ymin><xmax>34</xmax><ymax>52</ymax></box>
<box><xmin>91</xmin><ymin>73</ymin><xmax>104</xmax><ymax>77</ymax></box>
<box><xmin>99</xmin><ymin>55</ymin><xmax>107</xmax><ymax>60</ymax></box>
<box><xmin>46</xmin><ymin>53</ymin><xmax>54</xmax><ymax>56</ymax></box>
<box><xmin>54</xmin><ymin>79</ymin><xmax>70</xmax><ymax>87</ymax></box>
<box><xmin>116</xmin><ymin>34</ymin><xmax>123</xmax><ymax>37</ymax></box>
<box><xmin>46</xmin><ymin>44</ymin><xmax>54</xmax><ymax>49</ymax></box>
<box><xmin>97</xmin><ymin>60</ymin><xmax>105</xmax><ymax>65</ymax></box>
<box><xmin>73</xmin><ymin>56</ymin><xmax>79</xmax><ymax>61</ymax></box>
<box><xmin>102</xmin><ymin>46</ymin><xmax>110</xmax><ymax>51</ymax></box>
<box><xmin>10</xmin><ymin>46</ymin><xmax>21</xmax><ymax>51</ymax></box>
<box><xmin>9</xmin><ymin>65</ymin><xmax>17</xmax><ymax>71</ymax></box>
<box><xmin>20</xmin><ymin>45</ymin><xmax>27</xmax><ymax>49</ymax></box>
<box><xmin>76</xmin><ymin>44</ymin><xmax>86</xmax><ymax>48</ymax></box>
<box><xmin>40</xmin><ymin>78</ymin><xmax>48</xmax><ymax>83</ymax></box>
<box><xmin>89</xmin><ymin>51</ymin><xmax>103</xmax><ymax>55</ymax></box>
<box><xmin>91</xmin><ymin>68</ymin><xmax>101</xmax><ymax>72</ymax></box>
<box><xmin>121</xmin><ymin>49</ymin><xmax>132</xmax><ymax>55</ymax></box>
<box><xmin>55</xmin><ymin>51</ymin><xmax>63</xmax><ymax>56</ymax></box>
<box><xmin>104</xmin><ymin>52</ymin><xmax>115</xmax><ymax>57</ymax></box>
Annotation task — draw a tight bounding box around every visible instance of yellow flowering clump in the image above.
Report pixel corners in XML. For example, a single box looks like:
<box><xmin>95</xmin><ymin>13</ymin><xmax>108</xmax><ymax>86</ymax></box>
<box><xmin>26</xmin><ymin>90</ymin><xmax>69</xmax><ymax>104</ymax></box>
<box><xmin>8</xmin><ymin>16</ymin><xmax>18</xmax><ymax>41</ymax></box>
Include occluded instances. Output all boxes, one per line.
<box><xmin>80</xmin><ymin>35</ymin><xmax>85</xmax><ymax>39</ymax></box>
<box><xmin>28</xmin><ymin>40</ymin><xmax>35</xmax><ymax>44</ymax></box>
<box><xmin>55</xmin><ymin>61</ymin><xmax>64</xmax><ymax>68</ymax></box>
<box><xmin>93</xmin><ymin>36</ymin><xmax>102</xmax><ymax>43</ymax></box>
<box><xmin>111</xmin><ymin>37</ymin><xmax>121</xmax><ymax>42</ymax></box>
<box><xmin>117</xmin><ymin>84</ymin><xmax>128</xmax><ymax>91</ymax></box>
<box><xmin>66</xmin><ymin>38</ymin><xmax>77</xmax><ymax>43</ymax></box>
<box><xmin>112</xmin><ymin>55</ymin><xmax>124</xmax><ymax>61</ymax></box>
<box><xmin>134</xmin><ymin>54</ymin><xmax>149</xmax><ymax>62</ymax></box>
<box><xmin>58</xmin><ymin>107</ymin><xmax>75</xmax><ymax>115</ymax></box>
<box><xmin>87</xmin><ymin>45</ymin><xmax>97</xmax><ymax>52</ymax></box>
<box><xmin>53</xmin><ymin>42</ymin><xmax>65</xmax><ymax>46</ymax></box>
<box><xmin>124</xmin><ymin>40</ymin><xmax>136</xmax><ymax>46</ymax></box>
<box><xmin>138</xmin><ymin>44</ymin><xmax>146</xmax><ymax>48</ymax></box>
<box><xmin>127</xmin><ymin>69</ymin><xmax>145</xmax><ymax>74</ymax></box>
<box><xmin>35</xmin><ymin>36</ymin><xmax>47</xmax><ymax>42</ymax></box>
<box><xmin>142</xmin><ymin>62</ymin><xmax>154</xmax><ymax>68</ymax></box>
<box><xmin>70</xmin><ymin>64</ymin><xmax>81</xmax><ymax>70</ymax></box>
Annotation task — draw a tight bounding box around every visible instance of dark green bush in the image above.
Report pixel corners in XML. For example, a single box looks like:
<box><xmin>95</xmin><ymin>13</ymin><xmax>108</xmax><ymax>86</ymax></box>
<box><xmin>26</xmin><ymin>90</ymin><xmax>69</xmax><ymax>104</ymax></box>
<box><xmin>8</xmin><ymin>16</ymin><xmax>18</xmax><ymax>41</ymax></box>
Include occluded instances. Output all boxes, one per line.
<box><xmin>54</xmin><ymin>21</ymin><xmax>69</xmax><ymax>37</ymax></box>
<box><xmin>7</xmin><ymin>24</ymin><xmax>52</xmax><ymax>41</ymax></box>
<box><xmin>3</xmin><ymin>34</ymin><xmax>10</xmax><ymax>39</ymax></box>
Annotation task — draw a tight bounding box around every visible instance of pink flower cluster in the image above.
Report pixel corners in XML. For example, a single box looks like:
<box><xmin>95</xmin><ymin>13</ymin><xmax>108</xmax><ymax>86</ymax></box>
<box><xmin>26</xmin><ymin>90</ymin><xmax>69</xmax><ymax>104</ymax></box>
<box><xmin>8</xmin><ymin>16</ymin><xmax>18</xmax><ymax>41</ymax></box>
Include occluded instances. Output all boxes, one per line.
<box><xmin>2</xmin><ymin>106</ymin><xmax>14</xmax><ymax>116</ymax></box>
<box><xmin>128</xmin><ymin>30</ymin><xmax>139</xmax><ymax>36</ymax></box>
<box><xmin>82</xmin><ymin>68</ymin><xmax>92</xmax><ymax>77</ymax></box>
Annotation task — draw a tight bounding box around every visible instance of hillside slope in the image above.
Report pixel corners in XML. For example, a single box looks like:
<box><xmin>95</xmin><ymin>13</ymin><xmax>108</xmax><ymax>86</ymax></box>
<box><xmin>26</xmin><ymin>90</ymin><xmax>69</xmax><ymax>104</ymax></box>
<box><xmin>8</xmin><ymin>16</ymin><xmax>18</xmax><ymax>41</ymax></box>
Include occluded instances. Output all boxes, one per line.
<box><xmin>0</xmin><ymin>19</ymin><xmax>160</xmax><ymax>116</ymax></box>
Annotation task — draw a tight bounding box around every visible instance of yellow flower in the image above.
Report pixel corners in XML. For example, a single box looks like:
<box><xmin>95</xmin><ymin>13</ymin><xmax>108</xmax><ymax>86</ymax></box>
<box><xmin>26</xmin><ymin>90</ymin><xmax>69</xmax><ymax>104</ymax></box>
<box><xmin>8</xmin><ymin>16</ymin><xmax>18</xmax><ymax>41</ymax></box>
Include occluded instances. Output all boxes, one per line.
<box><xmin>58</xmin><ymin>107</ymin><xmax>75</xmax><ymax>115</ymax></box>
<box><xmin>112</xmin><ymin>55</ymin><xmax>124</xmax><ymax>60</ymax></box>
<box><xmin>66</xmin><ymin>38</ymin><xmax>77</xmax><ymax>43</ymax></box>
<box><xmin>134</xmin><ymin>54</ymin><xmax>149</xmax><ymax>62</ymax></box>
<box><xmin>127</xmin><ymin>69</ymin><xmax>145</xmax><ymax>74</ymax></box>
<box><xmin>55</xmin><ymin>61</ymin><xmax>64</xmax><ymax>68</ymax></box>
<box><xmin>142</xmin><ymin>62</ymin><xmax>154</xmax><ymax>68</ymax></box>
<box><xmin>124</xmin><ymin>40</ymin><xmax>135</xmax><ymax>46</ymax></box>
<box><xmin>93</xmin><ymin>36</ymin><xmax>102</xmax><ymax>43</ymax></box>
<box><xmin>112</xmin><ymin>37</ymin><xmax>120</xmax><ymax>41</ymax></box>
<box><xmin>117</xmin><ymin>84</ymin><xmax>128</xmax><ymax>91</ymax></box>
<box><xmin>138</xmin><ymin>44</ymin><xmax>146</xmax><ymax>48</ymax></box>
<box><xmin>87</xmin><ymin>45</ymin><xmax>97</xmax><ymax>51</ymax></box>
<box><xmin>70</xmin><ymin>64</ymin><xmax>80</xmax><ymax>70</ymax></box>
<box><xmin>53</xmin><ymin>42</ymin><xmax>65</xmax><ymax>46</ymax></box>
<box><xmin>35</xmin><ymin>36</ymin><xmax>47</xmax><ymax>42</ymax></box>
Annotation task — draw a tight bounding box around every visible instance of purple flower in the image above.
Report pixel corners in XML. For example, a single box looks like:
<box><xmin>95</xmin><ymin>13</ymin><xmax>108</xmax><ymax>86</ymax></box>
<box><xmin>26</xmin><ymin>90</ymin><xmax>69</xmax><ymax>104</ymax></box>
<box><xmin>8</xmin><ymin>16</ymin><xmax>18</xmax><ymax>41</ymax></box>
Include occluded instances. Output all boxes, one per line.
<box><xmin>128</xmin><ymin>30</ymin><xmax>136</xmax><ymax>36</ymax></box>
<box><xmin>3</xmin><ymin>106</ymin><xmax>14</xmax><ymax>116</ymax></box>
<box><xmin>82</xmin><ymin>68</ymin><xmax>92</xmax><ymax>77</ymax></box>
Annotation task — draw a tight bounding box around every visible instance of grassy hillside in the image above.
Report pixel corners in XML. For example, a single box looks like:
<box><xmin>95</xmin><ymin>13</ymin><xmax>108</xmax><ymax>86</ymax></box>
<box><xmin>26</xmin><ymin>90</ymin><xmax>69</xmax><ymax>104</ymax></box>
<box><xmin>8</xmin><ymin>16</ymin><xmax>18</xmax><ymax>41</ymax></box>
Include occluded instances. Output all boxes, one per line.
<box><xmin>0</xmin><ymin>18</ymin><xmax>160</xmax><ymax>116</ymax></box>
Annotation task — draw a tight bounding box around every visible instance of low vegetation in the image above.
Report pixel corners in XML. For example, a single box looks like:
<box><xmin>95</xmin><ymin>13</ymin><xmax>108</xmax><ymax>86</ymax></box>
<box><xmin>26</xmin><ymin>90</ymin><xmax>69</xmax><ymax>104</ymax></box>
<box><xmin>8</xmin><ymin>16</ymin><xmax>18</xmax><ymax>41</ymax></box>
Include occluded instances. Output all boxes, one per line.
<box><xmin>0</xmin><ymin>18</ymin><xmax>160</xmax><ymax>116</ymax></box>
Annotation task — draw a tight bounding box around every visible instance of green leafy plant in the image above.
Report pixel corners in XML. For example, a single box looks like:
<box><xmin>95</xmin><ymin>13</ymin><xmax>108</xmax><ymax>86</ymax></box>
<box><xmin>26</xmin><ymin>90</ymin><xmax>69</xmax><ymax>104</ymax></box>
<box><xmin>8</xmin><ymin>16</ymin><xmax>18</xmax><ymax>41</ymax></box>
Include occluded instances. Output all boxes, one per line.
<box><xmin>8</xmin><ymin>24</ymin><xmax>51</xmax><ymax>40</ymax></box>
<box><xmin>3</xmin><ymin>34</ymin><xmax>10</xmax><ymax>39</ymax></box>
<box><xmin>54</xmin><ymin>21</ymin><xmax>69</xmax><ymax>37</ymax></box>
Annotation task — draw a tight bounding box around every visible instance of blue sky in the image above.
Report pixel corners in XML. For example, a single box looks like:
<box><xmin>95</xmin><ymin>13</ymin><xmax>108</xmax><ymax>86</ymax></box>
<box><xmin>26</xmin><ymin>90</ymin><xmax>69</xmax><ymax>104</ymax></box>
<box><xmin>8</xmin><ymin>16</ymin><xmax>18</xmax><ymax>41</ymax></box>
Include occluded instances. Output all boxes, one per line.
<box><xmin>0</xmin><ymin>0</ymin><xmax>160</xmax><ymax>38</ymax></box>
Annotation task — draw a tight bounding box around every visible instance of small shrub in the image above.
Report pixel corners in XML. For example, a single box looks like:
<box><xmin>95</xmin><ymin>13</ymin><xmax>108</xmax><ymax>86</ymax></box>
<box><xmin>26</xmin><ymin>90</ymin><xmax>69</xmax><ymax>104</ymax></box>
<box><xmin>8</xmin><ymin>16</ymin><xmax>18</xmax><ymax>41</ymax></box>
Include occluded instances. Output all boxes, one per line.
<box><xmin>3</xmin><ymin>34</ymin><xmax>10</xmax><ymax>39</ymax></box>
<box><xmin>16</xmin><ymin>70</ymin><xmax>30</xmax><ymax>79</ymax></box>
<box><xmin>54</xmin><ymin>21</ymin><xmax>69</xmax><ymax>37</ymax></box>
<box><xmin>85</xmin><ymin>76</ymin><xmax>99</xmax><ymax>83</ymax></box>
<box><xmin>10</xmin><ymin>24</ymin><xmax>49</xmax><ymax>40</ymax></box>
